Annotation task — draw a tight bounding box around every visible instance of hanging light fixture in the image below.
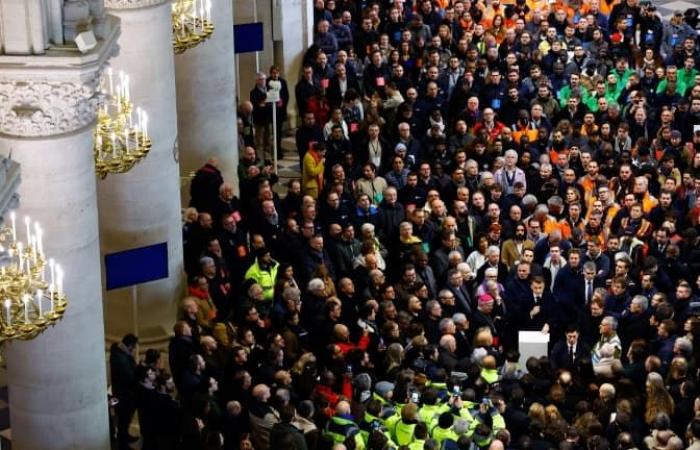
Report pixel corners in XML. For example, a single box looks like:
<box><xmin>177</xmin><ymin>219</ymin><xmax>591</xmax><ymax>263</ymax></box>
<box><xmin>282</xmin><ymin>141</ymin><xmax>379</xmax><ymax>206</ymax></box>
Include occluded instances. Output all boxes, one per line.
<box><xmin>0</xmin><ymin>212</ymin><xmax>67</xmax><ymax>344</ymax></box>
<box><xmin>171</xmin><ymin>0</ymin><xmax>214</xmax><ymax>55</ymax></box>
<box><xmin>94</xmin><ymin>68</ymin><xmax>152</xmax><ymax>179</ymax></box>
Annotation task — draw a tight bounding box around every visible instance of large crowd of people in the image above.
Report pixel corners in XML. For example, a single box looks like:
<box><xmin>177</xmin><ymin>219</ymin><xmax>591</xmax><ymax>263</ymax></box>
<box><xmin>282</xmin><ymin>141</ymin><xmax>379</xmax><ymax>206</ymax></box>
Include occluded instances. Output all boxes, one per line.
<box><xmin>112</xmin><ymin>0</ymin><xmax>700</xmax><ymax>449</ymax></box>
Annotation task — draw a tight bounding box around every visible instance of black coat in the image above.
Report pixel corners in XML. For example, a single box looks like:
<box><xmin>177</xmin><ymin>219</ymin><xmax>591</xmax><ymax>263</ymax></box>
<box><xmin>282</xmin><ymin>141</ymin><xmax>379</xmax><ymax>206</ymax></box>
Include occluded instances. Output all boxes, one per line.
<box><xmin>109</xmin><ymin>343</ymin><xmax>137</xmax><ymax>400</ymax></box>
<box><xmin>550</xmin><ymin>338</ymin><xmax>591</xmax><ymax>371</ymax></box>
<box><xmin>189</xmin><ymin>163</ymin><xmax>224</xmax><ymax>214</ymax></box>
<box><xmin>169</xmin><ymin>336</ymin><xmax>196</xmax><ymax>385</ymax></box>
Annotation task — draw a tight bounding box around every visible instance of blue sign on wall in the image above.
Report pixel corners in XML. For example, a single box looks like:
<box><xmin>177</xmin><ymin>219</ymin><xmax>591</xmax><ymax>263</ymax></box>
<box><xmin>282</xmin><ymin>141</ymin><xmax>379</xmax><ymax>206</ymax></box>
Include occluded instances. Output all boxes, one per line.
<box><xmin>105</xmin><ymin>243</ymin><xmax>169</xmax><ymax>290</ymax></box>
<box><xmin>234</xmin><ymin>22</ymin><xmax>264</xmax><ymax>54</ymax></box>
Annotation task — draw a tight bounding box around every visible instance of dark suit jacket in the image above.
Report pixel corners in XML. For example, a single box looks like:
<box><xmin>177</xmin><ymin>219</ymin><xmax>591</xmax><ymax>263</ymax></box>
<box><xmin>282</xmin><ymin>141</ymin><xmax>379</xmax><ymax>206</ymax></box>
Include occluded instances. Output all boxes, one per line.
<box><xmin>550</xmin><ymin>338</ymin><xmax>591</xmax><ymax>371</ymax></box>
<box><xmin>446</xmin><ymin>283</ymin><xmax>473</xmax><ymax>315</ymax></box>
<box><xmin>327</xmin><ymin>76</ymin><xmax>360</xmax><ymax>108</ymax></box>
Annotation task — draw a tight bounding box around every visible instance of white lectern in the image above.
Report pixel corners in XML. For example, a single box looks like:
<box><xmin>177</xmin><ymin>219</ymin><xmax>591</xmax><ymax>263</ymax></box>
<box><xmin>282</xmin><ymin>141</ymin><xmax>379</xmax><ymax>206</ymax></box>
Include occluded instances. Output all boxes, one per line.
<box><xmin>519</xmin><ymin>330</ymin><xmax>550</xmax><ymax>370</ymax></box>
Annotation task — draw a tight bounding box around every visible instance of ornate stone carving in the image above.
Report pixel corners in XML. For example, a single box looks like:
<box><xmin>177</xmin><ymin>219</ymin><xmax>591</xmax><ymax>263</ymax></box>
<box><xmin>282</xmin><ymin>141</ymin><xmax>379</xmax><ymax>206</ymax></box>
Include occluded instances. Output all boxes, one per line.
<box><xmin>0</xmin><ymin>73</ymin><xmax>102</xmax><ymax>137</ymax></box>
<box><xmin>104</xmin><ymin>0</ymin><xmax>169</xmax><ymax>10</ymax></box>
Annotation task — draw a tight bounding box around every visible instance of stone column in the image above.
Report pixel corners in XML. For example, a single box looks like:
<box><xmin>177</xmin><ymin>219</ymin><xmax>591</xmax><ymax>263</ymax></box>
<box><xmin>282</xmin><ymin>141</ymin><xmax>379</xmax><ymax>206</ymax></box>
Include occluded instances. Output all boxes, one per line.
<box><xmin>0</xmin><ymin>18</ymin><xmax>120</xmax><ymax>450</ymax></box>
<box><xmin>272</xmin><ymin>0</ymin><xmax>314</xmax><ymax>127</ymax></box>
<box><xmin>101</xmin><ymin>0</ymin><xmax>184</xmax><ymax>344</ymax></box>
<box><xmin>174</xmin><ymin>0</ymin><xmax>238</xmax><ymax>196</ymax></box>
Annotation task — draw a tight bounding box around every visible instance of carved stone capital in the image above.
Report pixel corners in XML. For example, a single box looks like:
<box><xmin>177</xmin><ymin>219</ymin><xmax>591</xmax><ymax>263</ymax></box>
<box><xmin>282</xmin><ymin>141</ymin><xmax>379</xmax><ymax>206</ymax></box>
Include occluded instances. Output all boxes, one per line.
<box><xmin>0</xmin><ymin>16</ymin><xmax>120</xmax><ymax>138</ymax></box>
<box><xmin>0</xmin><ymin>75</ymin><xmax>102</xmax><ymax>137</ymax></box>
<box><xmin>105</xmin><ymin>0</ymin><xmax>169</xmax><ymax>10</ymax></box>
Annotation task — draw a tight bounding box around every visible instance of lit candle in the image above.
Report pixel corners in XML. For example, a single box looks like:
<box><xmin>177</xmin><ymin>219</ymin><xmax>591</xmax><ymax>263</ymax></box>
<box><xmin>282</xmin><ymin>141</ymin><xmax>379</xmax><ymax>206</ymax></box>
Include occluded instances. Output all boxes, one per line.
<box><xmin>111</xmin><ymin>132</ymin><xmax>117</xmax><ymax>158</ymax></box>
<box><xmin>49</xmin><ymin>258</ymin><xmax>55</xmax><ymax>288</ymax></box>
<box><xmin>36</xmin><ymin>289</ymin><xmax>42</xmax><ymax>317</ymax></box>
<box><xmin>180</xmin><ymin>14</ymin><xmax>186</xmax><ymax>37</ymax></box>
<box><xmin>143</xmin><ymin>113</ymin><xmax>149</xmax><ymax>141</ymax></box>
<box><xmin>24</xmin><ymin>216</ymin><xmax>30</xmax><ymax>244</ymax></box>
<box><xmin>56</xmin><ymin>265</ymin><xmax>64</xmax><ymax>297</ymax></box>
<box><xmin>48</xmin><ymin>283</ymin><xmax>54</xmax><ymax>310</ymax></box>
<box><xmin>96</xmin><ymin>134</ymin><xmax>103</xmax><ymax>160</ymax></box>
<box><xmin>124</xmin><ymin>129</ymin><xmax>130</xmax><ymax>154</ymax></box>
<box><xmin>206</xmin><ymin>0</ymin><xmax>211</xmax><ymax>23</ymax></box>
<box><xmin>10</xmin><ymin>211</ymin><xmax>16</xmax><ymax>242</ymax></box>
<box><xmin>36</xmin><ymin>225</ymin><xmax>43</xmax><ymax>257</ymax></box>
<box><xmin>4</xmin><ymin>299</ymin><xmax>10</xmax><ymax>326</ymax></box>
<box><xmin>23</xmin><ymin>294</ymin><xmax>29</xmax><ymax>323</ymax></box>
<box><xmin>16</xmin><ymin>242</ymin><xmax>23</xmax><ymax>272</ymax></box>
<box><xmin>124</xmin><ymin>75</ymin><xmax>130</xmax><ymax>103</ymax></box>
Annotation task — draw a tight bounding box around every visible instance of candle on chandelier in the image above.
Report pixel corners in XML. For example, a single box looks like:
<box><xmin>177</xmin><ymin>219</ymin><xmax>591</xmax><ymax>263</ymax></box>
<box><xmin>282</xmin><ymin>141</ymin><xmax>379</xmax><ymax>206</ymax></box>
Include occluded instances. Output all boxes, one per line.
<box><xmin>180</xmin><ymin>14</ymin><xmax>187</xmax><ymax>37</ymax></box>
<box><xmin>124</xmin><ymin>75</ymin><xmax>130</xmax><ymax>103</ymax></box>
<box><xmin>143</xmin><ymin>113</ymin><xmax>149</xmax><ymax>141</ymax></box>
<box><xmin>56</xmin><ymin>265</ymin><xmax>64</xmax><ymax>298</ymax></box>
<box><xmin>96</xmin><ymin>134</ymin><xmax>103</xmax><ymax>160</ymax></box>
<box><xmin>136</xmin><ymin>107</ymin><xmax>143</xmax><ymax>140</ymax></box>
<box><xmin>111</xmin><ymin>132</ymin><xmax>117</xmax><ymax>158</ymax></box>
<box><xmin>10</xmin><ymin>212</ymin><xmax>16</xmax><ymax>242</ymax></box>
<box><xmin>24</xmin><ymin>216</ymin><xmax>30</xmax><ymax>243</ymax></box>
<box><xmin>49</xmin><ymin>258</ymin><xmax>55</xmax><ymax>289</ymax></box>
<box><xmin>4</xmin><ymin>299</ymin><xmax>10</xmax><ymax>326</ymax></box>
<box><xmin>17</xmin><ymin>242</ymin><xmax>23</xmax><ymax>272</ymax></box>
<box><xmin>206</xmin><ymin>0</ymin><xmax>211</xmax><ymax>23</ymax></box>
<box><xmin>23</xmin><ymin>295</ymin><xmax>29</xmax><ymax>323</ymax></box>
<box><xmin>36</xmin><ymin>289</ymin><xmax>42</xmax><ymax>317</ymax></box>
<box><xmin>35</xmin><ymin>224</ymin><xmax>43</xmax><ymax>258</ymax></box>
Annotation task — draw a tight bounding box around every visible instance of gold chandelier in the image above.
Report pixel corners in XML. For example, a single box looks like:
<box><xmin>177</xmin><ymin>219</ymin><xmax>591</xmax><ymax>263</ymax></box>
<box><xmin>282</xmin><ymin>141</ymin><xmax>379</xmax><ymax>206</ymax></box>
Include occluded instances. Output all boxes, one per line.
<box><xmin>172</xmin><ymin>0</ymin><xmax>214</xmax><ymax>54</ymax></box>
<box><xmin>0</xmin><ymin>213</ymin><xmax>67</xmax><ymax>344</ymax></box>
<box><xmin>94</xmin><ymin>68</ymin><xmax>152</xmax><ymax>179</ymax></box>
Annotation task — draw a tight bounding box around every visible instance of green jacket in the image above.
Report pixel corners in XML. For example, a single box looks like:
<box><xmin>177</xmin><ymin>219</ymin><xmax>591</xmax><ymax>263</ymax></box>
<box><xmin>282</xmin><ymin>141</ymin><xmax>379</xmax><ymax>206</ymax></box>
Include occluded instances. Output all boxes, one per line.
<box><xmin>419</xmin><ymin>403</ymin><xmax>448</xmax><ymax>427</ymax></box>
<box><xmin>325</xmin><ymin>416</ymin><xmax>365</xmax><ymax>450</ymax></box>
<box><xmin>431</xmin><ymin>425</ymin><xmax>459</xmax><ymax>444</ymax></box>
<box><xmin>558</xmin><ymin>85</ymin><xmax>590</xmax><ymax>108</ymax></box>
<box><xmin>392</xmin><ymin>420</ymin><xmax>417</xmax><ymax>446</ymax></box>
<box><xmin>244</xmin><ymin>258</ymin><xmax>279</xmax><ymax>301</ymax></box>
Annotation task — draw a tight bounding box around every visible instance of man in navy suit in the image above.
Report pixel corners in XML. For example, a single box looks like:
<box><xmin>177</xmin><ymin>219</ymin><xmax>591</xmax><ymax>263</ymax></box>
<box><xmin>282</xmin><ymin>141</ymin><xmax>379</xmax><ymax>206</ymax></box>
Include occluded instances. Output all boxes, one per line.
<box><xmin>550</xmin><ymin>325</ymin><xmax>591</xmax><ymax>371</ymax></box>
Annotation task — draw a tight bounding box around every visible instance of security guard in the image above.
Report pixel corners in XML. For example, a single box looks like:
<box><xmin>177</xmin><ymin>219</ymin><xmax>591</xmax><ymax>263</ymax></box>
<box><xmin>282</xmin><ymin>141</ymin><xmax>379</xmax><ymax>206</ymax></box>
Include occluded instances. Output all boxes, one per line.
<box><xmin>391</xmin><ymin>402</ymin><xmax>419</xmax><ymax>446</ymax></box>
<box><xmin>324</xmin><ymin>400</ymin><xmax>365</xmax><ymax>450</ymax></box>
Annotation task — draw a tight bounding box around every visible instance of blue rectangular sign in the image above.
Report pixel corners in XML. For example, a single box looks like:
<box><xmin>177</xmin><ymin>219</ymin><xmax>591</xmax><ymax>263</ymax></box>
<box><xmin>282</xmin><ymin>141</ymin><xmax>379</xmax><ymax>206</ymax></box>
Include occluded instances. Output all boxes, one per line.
<box><xmin>234</xmin><ymin>22</ymin><xmax>264</xmax><ymax>54</ymax></box>
<box><xmin>105</xmin><ymin>243</ymin><xmax>169</xmax><ymax>290</ymax></box>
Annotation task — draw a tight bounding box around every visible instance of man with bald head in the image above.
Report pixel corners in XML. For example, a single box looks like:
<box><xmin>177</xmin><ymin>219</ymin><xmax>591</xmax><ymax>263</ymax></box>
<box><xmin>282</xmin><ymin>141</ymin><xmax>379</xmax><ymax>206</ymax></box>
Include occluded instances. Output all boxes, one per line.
<box><xmin>437</xmin><ymin>333</ymin><xmax>469</xmax><ymax>371</ymax></box>
<box><xmin>249</xmin><ymin>384</ymin><xmax>280</xmax><ymax>450</ymax></box>
<box><xmin>332</xmin><ymin>323</ymin><xmax>370</xmax><ymax>355</ymax></box>
<box><xmin>325</xmin><ymin>400</ymin><xmax>364</xmax><ymax>448</ymax></box>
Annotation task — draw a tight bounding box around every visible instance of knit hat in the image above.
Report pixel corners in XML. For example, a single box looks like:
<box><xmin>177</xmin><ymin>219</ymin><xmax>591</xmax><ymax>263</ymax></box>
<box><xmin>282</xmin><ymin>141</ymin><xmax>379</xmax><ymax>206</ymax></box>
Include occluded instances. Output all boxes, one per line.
<box><xmin>395</xmin><ymin>143</ymin><xmax>408</xmax><ymax>154</ymax></box>
<box><xmin>671</xmin><ymin>130</ymin><xmax>682</xmax><ymax>140</ymax></box>
<box><xmin>375</xmin><ymin>381</ymin><xmax>395</xmax><ymax>398</ymax></box>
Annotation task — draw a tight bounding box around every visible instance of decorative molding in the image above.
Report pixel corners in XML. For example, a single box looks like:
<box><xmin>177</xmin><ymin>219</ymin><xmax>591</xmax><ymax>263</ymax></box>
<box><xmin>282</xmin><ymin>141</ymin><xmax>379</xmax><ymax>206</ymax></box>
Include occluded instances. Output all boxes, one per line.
<box><xmin>0</xmin><ymin>74</ymin><xmax>101</xmax><ymax>137</ymax></box>
<box><xmin>0</xmin><ymin>15</ymin><xmax>121</xmax><ymax>138</ymax></box>
<box><xmin>104</xmin><ymin>0</ymin><xmax>169</xmax><ymax>10</ymax></box>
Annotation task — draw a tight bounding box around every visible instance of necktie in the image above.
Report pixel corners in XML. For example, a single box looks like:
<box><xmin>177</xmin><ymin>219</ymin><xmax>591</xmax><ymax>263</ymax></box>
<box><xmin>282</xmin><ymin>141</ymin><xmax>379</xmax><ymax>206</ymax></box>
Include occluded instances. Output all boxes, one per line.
<box><xmin>586</xmin><ymin>281</ymin><xmax>592</xmax><ymax>304</ymax></box>
<box><xmin>569</xmin><ymin>345</ymin><xmax>575</xmax><ymax>364</ymax></box>
<box><xmin>534</xmin><ymin>296</ymin><xmax>540</xmax><ymax>304</ymax></box>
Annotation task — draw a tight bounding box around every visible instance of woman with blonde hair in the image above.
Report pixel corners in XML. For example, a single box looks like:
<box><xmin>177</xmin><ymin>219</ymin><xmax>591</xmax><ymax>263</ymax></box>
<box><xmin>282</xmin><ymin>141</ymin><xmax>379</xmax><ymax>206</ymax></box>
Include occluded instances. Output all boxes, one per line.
<box><xmin>645</xmin><ymin>372</ymin><xmax>675</xmax><ymax>425</ymax></box>
<box><xmin>528</xmin><ymin>402</ymin><xmax>546</xmax><ymax>425</ymax></box>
